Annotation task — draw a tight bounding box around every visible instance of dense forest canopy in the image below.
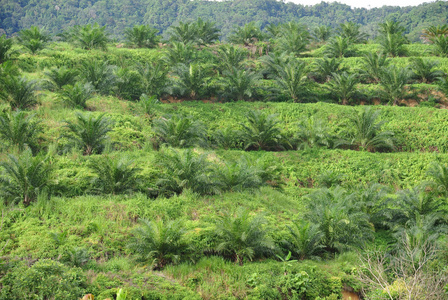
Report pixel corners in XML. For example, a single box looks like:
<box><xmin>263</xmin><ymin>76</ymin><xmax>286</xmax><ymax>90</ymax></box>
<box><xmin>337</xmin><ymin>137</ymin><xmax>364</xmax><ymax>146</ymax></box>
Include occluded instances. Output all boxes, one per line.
<box><xmin>0</xmin><ymin>0</ymin><xmax>447</xmax><ymax>41</ymax></box>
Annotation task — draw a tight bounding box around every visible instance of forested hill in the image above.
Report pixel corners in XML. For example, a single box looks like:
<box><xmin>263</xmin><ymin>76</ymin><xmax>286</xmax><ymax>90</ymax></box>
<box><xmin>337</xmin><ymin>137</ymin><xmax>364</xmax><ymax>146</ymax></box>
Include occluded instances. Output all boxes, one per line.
<box><xmin>1</xmin><ymin>0</ymin><xmax>447</xmax><ymax>41</ymax></box>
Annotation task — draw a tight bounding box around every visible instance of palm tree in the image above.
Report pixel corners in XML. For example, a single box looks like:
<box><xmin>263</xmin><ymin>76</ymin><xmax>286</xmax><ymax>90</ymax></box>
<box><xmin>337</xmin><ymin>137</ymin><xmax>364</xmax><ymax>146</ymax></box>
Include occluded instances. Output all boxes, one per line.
<box><xmin>152</xmin><ymin>114</ymin><xmax>207</xmax><ymax>148</ymax></box>
<box><xmin>211</xmin><ymin>127</ymin><xmax>242</xmax><ymax>150</ymax></box>
<box><xmin>128</xmin><ymin>218</ymin><xmax>188</xmax><ymax>269</ymax></box>
<box><xmin>167</xmin><ymin>21</ymin><xmax>199</xmax><ymax>45</ymax></box>
<box><xmin>0</xmin><ymin>34</ymin><xmax>15</xmax><ymax>63</ymax></box>
<box><xmin>310</xmin><ymin>57</ymin><xmax>346</xmax><ymax>83</ymax></box>
<box><xmin>58</xmin><ymin>82</ymin><xmax>94</xmax><ymax>109</ymax></box>
<box><xmin>0</xmin><ymin>149</ymin><xmax>53</xmax><ymax>205</ymax></box>
<box><xmin>194</xmin><ymin>17</ymin><xmax>220</xmax><ymax>46</ymax></box>
<box><xmin>240</xmin><ymin>110</ymin><xmax>286</xmax><ymax>151</ymax></box>
<box><xmin>410</xmin><ymin>58</ymin><xmax>444</xmax><ymax>83</ymax></box>
<box><xmin>228</xmin><ymin>22</ymin><xmax>265</xmax><ymax>46</ymax></box>
<box><xmin>162</xmin><ymin>41</ymin><xmax>196</xmax><ymax>67</ymax></box>
<box><xmin>89</xmin><ymin>155</ymin><xmax>142</xmax><ymax>195</ymax></box>
<box><xmin>216</xmin><ymin>44</ymin><xmax>248</xmax><ymax>73</ymax></box>
<box><xmin>124</xmin><ymin>25</ymin><xmax>160</xmax><ymax>48</ymax></box>
<box><xmin>437</xmin><ymin>75</ymin><xmax>448</xmax><ymax>97</ymax></box>
<box><xmin>274</xmin><ymin>22</ymin><xmax>310</xmax><ymax>56</ymax></box>
<box><xmin>281</xmin><ymin>220</ymin><xmax>324</xmax><ymax>260</ymax></box>
<box><xmin>422</xmin><ymin>24</ymin><xmax>448</xmax><ymax>43</ymax></box>
<box><xmin>326</xmin><ymin>72</ymin><xmax>360</xmax><ymax>105</ymax></box>
<box><xmin>324</xmin><ymin>36</ymin><xmax>354</xmax><ymax>58</ymax></box>
<box><xmin>0</xmin><ymin>75</ymin><xmax>38</xmax><ymax>110</ymax></box>
<box><xmin>0</xmin><ymin>110</ymin><xmax>42</xmax><ymax>153</ymax></box>
<box><xmin>378</xmin><ymin>65</ymin><xmax>411</xmax><ymax>105</ymax></box>
<box><xmin>138</xmin><ymin>61</ymin><xmax>169</xmax><ymax>98</ymax></box>
<box><xmin>269</xmin><ymin>58</ymin><xmax>311</xmax><ymax>102</ymax></box>
<box><xmin>295</xmin><ymin>116</ymin><xmax>333</xmax><ymax>149</ymax></box>
<box><xmin>357</xmin><ymin>52</ymin><xmax>390</xmax><ymax>84</ymax></box>
<box><xmin>156</xmin><ymin>148</ymin><xmax>220</xmax><ymax>195</ymax></box>
<box><xmin>70</xmin><ymin>23</ymin><xmax>110</xmax><ymax>51</ymax></box>
<box><xmin>311</xmin><ymin>25</ymin><xmax>332</xmax><ymax>43</ymax></box>
<box><xmin>432</xmin><ymin>35</ymin><xmax>448</xmax><ymax>57</ymax></box>
<box><xmin>345</xmin><ymin>107</ymin><xmax>395</xmax><ymax>152</ymax></box>
<box><xmin>62</xmin><ymin>112</ymin><xmax>113</xmax><ymax>155</ymax></box>
<box><xmin>337</xmin><ymin>22</ymin><xmax>368</xmax><ymax>43</ymax></box>
<box><xmin>17</xmin><ymin>26</ymin><xmax>50</xmax><ymax>54</ymax></box>
<box><xmin>377</xmin><ymin>21</ymin><xmax>407</xmax><ymax>57</ymax></box>
<box><xmin>172</xmin><ymin>63</ymin><xmax>211</xmax><ymax>99</ymax></box>
<box><xmin>115</xmin><ymin>67</ymin><xmax>143</xmax><ymax>101</ymax></box>
<box><xmin>213</xmin><ymin>208</ymin><xmax>275</xmax><ymax>264</ymax></box>
<box><xmin>79</xmin><ymin>59</ymin><xmax>117</xmax><ymax>95</ymax></box>
<box><xmin>426</xmin><ymin>162</ymin><xmax>448</xmax><ymax>196</ymax></box>
<box><xmin>216</xmin><ymin>157</ymin><xmax>263</xmax><ymax>192</ymax></box>
<box><xmin>219</xmin><ymin>67</ymin><xmax>259</xmax><ymax>101</ymax></box>
<box><xmin>44</xmin><ymin>66</ymin><xmax>79</xmax><ymax>91</ymax></box>
<box><xmin>305</xmin><ymin>187</ymin><xmax>373</xmax><ymax>253</ymax></box>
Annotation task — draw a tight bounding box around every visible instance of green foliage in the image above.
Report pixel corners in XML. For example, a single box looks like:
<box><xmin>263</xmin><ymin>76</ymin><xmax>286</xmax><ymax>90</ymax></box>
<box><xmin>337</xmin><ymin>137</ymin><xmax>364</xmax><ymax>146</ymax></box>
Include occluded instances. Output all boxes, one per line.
<box><xmin>310</xmin><ymin>57</ymin><xmax>346</xmax><ymax>83</ymax></box>
<box><xmin>128</xmin><ymin>218</ymin><xmax>188</xmax><ymax>269</ymax></box>
<box><xmin>216</xmin><ymin>157</ymin><xmax>264</xmax><ymax>192</ymax></box>
<box><xmin>88</xmin><ymin>155</ymin><xmax>142</xmax><ymax>195</ymax></box>
<box><xmin>219</xmin><ymin>67</ymin><xmax>260</xmax><ymax>101</ymax></box>
<box><xmin>136</xmin><ymin>94</ymin><xmax>160</xmax><ymax>117</ymax></box>
<box><xmin>281</xmin><ymin>220</ymin><xmax>324</xmax><ymax>260</ymax></box>
<box><xmin>295</xmin><ymin>116</ymin><xmax>334</xmax><ymax>150</ymax></box>
<box><xmin>431</xmin><ymin>35</ymin><xmax>448</xmax><ymax>57</ymax></box>
<box><xmin>410</xmin><ymin>58</ymin><xmax>444</xmax><ymax>84</ymax></box>
<box><xmin>0</xmin><ymin>259</ymin><xmax>86</xmax><ymax>300</ymax></box>
<box><xmin>337</xmin><ymin>22</ymin><xmax>368</xmax><ymax>44</ymax></box>
<box><xmin>0</xmin><ymin>75</ymin><xmax>38</xmax><ymax>110</ymax></box>
<box><xmin>172</xmin><ymin>63</ymin><xmax>211</xmax><ymax>99</ymax></box>
<box><xmin>167</xmin><ymin>18</ymin><xmax>220</xmax><ymax>46</ymax></box>
<box><xmin>0</xmin><ymin>110</ymin><xmax>42</xmax><ymax>152</ymax></box>
<box><xmin>357</xmin><ymin>52</ymin><xmax>390</xmax><ymax>84</ymax></box>
<box><xmin>44</xmin><ymin>66</ymin><xmax>79</xmax><ymax>91</ymax></box>
<box><xmin>312</xmin><ymin>25</ymin><xmax>333</xmax><ymax>42</ymax></box>
<box><xmin>62</xmin><ymin>112</ymin><xmax>113</xmax><ymax>155</ymax></box>
<box><xmin>426</xmin><ymin>162</ymin><xmax>448</xmax><ymax>196</ymax></box>
<box><xmin>124</xmin><ymin>25</ymin><xmax>160</xmax><ymax>48</ymax></box>
<box><xmin>240</xmin><ymin>110</ymin><xmax>287</xmax><ymax>151</ymax></box>
<box><xmin>0</xmin><ymin>149</ymin><xmax>53</xmax><ymax>205</ymax></box>
<box><xmin>138</xmin><ymin>61</ymin><xmax>170</xmax><ymax>98</ymax></box>
<box><xmin>163</xmin><ymin>41</ymin><xmax>197</xmax><ymax>66</ymax></box>
<box><xmin>324</xmin><ymin>36</ymin><xmax>354</xmax><ymax>58</ymax></box>
<box><xmin>114</xmin><ymin>67</ymin><xmax>143</xmax><ymax>101</ymax></box>
<box><xmin>153</xmin><ymin>114</ymin><xmax>207</xmax><ymax>148</ymax></box>
<box><xmin>216</xmin><ymin>44</ymin><xmax>248</xmax><ymax>73</ymax></box>
<box><xmin>274</xmin><ymin>22</ymin><xmax>310</xmax><ymax>56</ymax></box>
<box><xmin>213</xmin><ymin>208</ymin><xmax>275</xmax><ymax>264</ymax></box>
<box><xmin>156</xmin><ymin>148</ymin><xmax>220</xmax><ymax>195</ymax></box>
<box><xmin>377</xmin><ymin>21</ymin><xmax>408</xmax><ymax>57</ymax></box>
<box><xmin>58</xmin><ymin>82</ymin><xmax>94</xmax><ymax>109</ymax></box>
<box><xmin>378</xmin><ymin>65</ymin><xmax>411</xmax><ymax>105</ymax></box>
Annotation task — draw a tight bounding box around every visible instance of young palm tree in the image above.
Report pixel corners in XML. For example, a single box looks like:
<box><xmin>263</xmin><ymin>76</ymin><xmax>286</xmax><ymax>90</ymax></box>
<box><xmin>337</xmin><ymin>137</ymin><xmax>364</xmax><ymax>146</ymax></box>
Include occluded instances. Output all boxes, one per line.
<box><xmin>0</xmin><ymin>110</ymin><xmax>42</xmax><ymax>152</ymax></box>
<box><xmin>426</xmin><ymin>162</ymin><xmax>448</xmax><ymax>196</ymax></box>
<box><xmin>62</xmin><ymin>112</ymin><xmax>113</xmax><ymax>155</ymax></box>
<box><xmin>124</xmin><ymin>25</ymin><xmax>160</xmax><ymax>48</ymax></box>
<box><xmin>378</xmin><ymin>65</ymin><xmax>411</xmax><ymax>105</ymax></box>
<box><xmin>58</xmin><ymin>82</ymin><xmax>94</xmax><ymax>109</ymax></box>
<box><xmin>216</xmin><ymin>157</ymin><xmax>263</xmax><ymax>192</ymax></box>
<box><xmin>0</xmin><ymin>149</ymin><xmax>53</xmax><ymax>205</ymax></box>
<box><xmin>219</xmin><ymin>67</ymin><xmax>259</xmax><ymax>101</ymax></box>
<box><xmin>324</xmin><ymin>36</ymin><xmax>354</xmax><ymax>58</ymax></box>
<box><xmin>162</xmin><ymin>41</ymin><xmax>196</xmax><ymax>67</ymax></box>
<box><xmin>305</xmin><ymin>187</ymin><xmax>373</xmax><ymax>253</ymax></box>
<box><xmin>274</xmin><ymin>22</ymin><xmax>310</xmax><ymax>56</ymax></box>
<box><xmin>228</xmin><ymin>22</ymin><xmax>265</xmax><ymax>45</ymax></box>
<box><xmin>128</xmin><ymin>218</ymin><xmax>188</xmax><ymax>269</ymax></box>
<box><xmin>89</xmin><ymin>155</ymin><xmax>142</xmax><ymax>195</ymax></box>
<box><xmin>17</xmin><ymin>26</ymin><xmax>50</xmax><ymax>54</ymax></box>
<box><xmin>295</xmin><ymin>116</ymin><xmax>333</xmax><ymax>149</ymax></box>
<box><xmin>269</xmin><ymin>58</ymin><xmax>311</xmax><ymax>102</ymax></box>
<box><xmin>156</xmin><ymin>148</ymin><xmax>220</xmax><ymax>195</ymax></box>
<box><xmin>431</xmin><ymin>35</ymin><xmax>448</xmax><ymax>57</ymax></box>
<box><xmin>240</xmin><ymin>110</ymin><xmax>286</xmax><ymax>151</ymax></box>
<box><xmin>70</xmin><ymin>23</ymin><xmax>110</xmax><ymax>51</ymax></box>
<box><xmin>422</xmin><ymin>24</ymin><xmax>448</xmax><ymax>43</ymax></box>
<box><xmin>79</xmin><ymin>59</ymin><xmax>117</xmax><ymax>95</ymax></box>
<box><xmin>194</xmin><ymin>17</ymin><xmax>220</xmax><ymax>46</ymax></box>
<box><xmin>43</xmin><ymin>66</ymin><xmax>79</xmax><ymax>91</ymax></box>
<box><xmin>377</xmin><ymin>21</ymin><xmax>407</xmax><ymax>57</ymax></box>
<box><xmin>281</xmin><ymin>220</ymin><xmax>324</xmax><ymax>260</ymax></box>
<box><xmin>310</xmin><ymin>57</ymin><xmax>345</xmax><ymax>83</ymax></box>
<box><xmin>115</xmin><ymin>67</ymin><xmax>143</xmax><ymax>101</ymax></box>
<box><xmin>346</xmin><ymin>107</ymin><xmax>395</xmax><ymax>152</ymax></box>
<box><xmin>0</xmin><ymin>35</ymin><xmax>15</xmax><ymax>63</ymax></box>
<box><xmin>211</xmin><ymin>127</ymin><xmax>242</xmax><ymax>150</ymax></box>
<box><xmin>167</xmin><ymin>21</ymin><xmax>198</xmax><ymax>45</ymax></box>
<box><xmin>216</xmin><ymin>44</ymin><xmax>248</xmax><ymax>73</ymax></box>
<box><xmin>326</xmin><ymin>71</ymin><xmax>360</xmax><ymax>105</ymax></box>
<box><xmin>437</xmin><ymin>75</ymin><xmax>448</xmax><ymax>97</ymax></box>
<box><xmin>214</xmin><ymin>208</ymin><xmax>275</xmax><ymax>264</ymax></box>
<box><xmin>152</xmin><ymin>114</ymin><xmax>207</xmax><ymax>148</ymax></box>
<box><xmin>172</xmin><ymin>63</ymin><xmax>211</xmax><ymax>99</ymax></box>
<box><xmin>311</xmin><ymin>25</ymin><xmax>333</xmax><ymax>43</ymax></box>
<box><xmin>337</xmin><ymin>22</ymin><xmax>368</xmax><ymax>43</ymax></box>
<box><xmin>0</xmin><ymin>75</ymin><xmax>38</xmax><ymax>110</ymax></box>
<box><xmin>357</xmin><ymin>52</ymin><xmax>390</xmax><ymax>84</ymax></box>
<box><xmin>410</xmin><ymin>58</ymin><xmax>444</xmax><ymax>83</ymax></box>
<box><xmin>138</xmin><ymin>61</ymin><xmax>169</xmax><ymax>98</ymax></box>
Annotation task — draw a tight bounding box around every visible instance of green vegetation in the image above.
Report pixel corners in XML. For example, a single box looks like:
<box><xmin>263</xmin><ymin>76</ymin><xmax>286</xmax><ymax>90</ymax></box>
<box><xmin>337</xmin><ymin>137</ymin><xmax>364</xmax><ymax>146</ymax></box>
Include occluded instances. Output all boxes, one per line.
<box><xmin>2</xmin><ymin>19</ymin><xmax>448</xmax><ymax>300</ymax></box>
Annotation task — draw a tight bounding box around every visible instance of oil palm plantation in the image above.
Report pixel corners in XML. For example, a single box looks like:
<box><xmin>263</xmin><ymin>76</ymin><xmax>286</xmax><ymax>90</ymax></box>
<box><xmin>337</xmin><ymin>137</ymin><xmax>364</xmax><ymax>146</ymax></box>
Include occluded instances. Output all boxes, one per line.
<box><xmin>228</xmin><ymin>22</ymin><xmax>265</xmax><ymax>46</ymax></box>
<box><xmin>295</xmin><ymin>116</ymin><xmax>333</xmax><ymax>149</ymax></box>
<box><xmin>269</xmin><ymin>59</ymin><xmax>311</xmax><ymax>102</ymax></box>
<box><xmin>311</xmin><ymin>25</ymin><xmax>332</xmax><ymax>43</ymax></box>
<box><xmin>44</xmin><ymin>66</ymin><xmax>79</xmax><ymax>91</ymax></box>
<box><xmin>281</xmin><ymin>220</ymin><xmax>324</xmax><ymax>260</ymax></box>
<box><xmin>70</xmin><ymin>23</ymin><xmax>110</xmax><ymax>51</ymax></box>
<box><xmin>274</xmin><ymin>22</ymin><xmax>310</xmax><ymax>56</ymax></box>
<box><xmin>219</xmin><ymin>67</ymin><xmax>259</xmax><ymax>101</ymax></box>
<box><xmin>324</xmin><ymin>36</ymin><xmax>354</xmax><ymax>58</ymax></box>
<box><xmin>216</xmin><ymin>157</ymin><xmax>264</xmax><ymax>192</ymax></box>
<box><xmin>216</xmin><ymin>44</ymin><xmax>248</xmax><ymax>73</ymax></box>
<box><xmin>79</xmin><ymin>59</ymin><xmax>117</xmax><ymax>95</ymax></box>
<box><xmin>58</xmin><ymin>82</ymin><xmax>94</xmax><ymax>109</ymax></box>
<box><xmin>377</xmin><ymin>21</ymin><xmax>407</xmax><ymax>57</ymax></box>
<box><xmin>62</xmin><ymin>112</ymin><xmax>113</xmax><ymax>155</ymax></box>
<box><xmin>0</xmin><ymin>110</ymin><xmax>42</xmax><ymax>153</ymax></box>
<box><xmin>337</xmin><ymin>22</ymin><xmax>368</xmax><ymax>44</ymax></box>
<box><xmin>128</xmin><ymin>218</ymin><xmax>188</xmax><ymax>269</ymax></box>
<box><xmin>410</xmin><ymin>58</ymin><xmax>444</xmax><ymax>83</ymax></box>
<box><xmin>0</xmin><ymin>75</ymin><xmax>38</xmax><ymax>110</ymax></box>
<box><xmin>357</xmin><ymin>52</ymin><xmax>390</xmax><ymax>84</ymax></box>
<box><xmin>378</xmin><ymin>65</ymin><xmax>411</xmax><ymax>105</ymax></box>
<box><xmin>213</xmin><ymin>208</ymin><xmax>275</xmax><ymax>264</ymax></box>
<box><xmin>426</xmin><ymin>162</ymin><xmax>448</xmax><ymax>196</ymax></box>
<box><xmin>326</xmin><ymin>72</ymin><xmax>360</xmax><ymax>105</ymax></box>
<box><xmin>172</xmin><ymin>63</ymin><xmax>211</xmax><ymax>99</ymax></box>
<box><xmin>0</xmin><ymin>149</ymin><xmax>53</xmax><ymax>205</ymax></box>
<box><xmin>310</xmin><ymin>57</ymin><xmax>346</xmax><ymax>83</ymax></box>
<box><xmin>17</xmin><ymin>26</ymin><xmax>50</xmax><ymax>54</ymax></box>
<box><xmin>138</xmin><ymin>61</ymin><xmax>169</xmax><ymax>98</ymax></box>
